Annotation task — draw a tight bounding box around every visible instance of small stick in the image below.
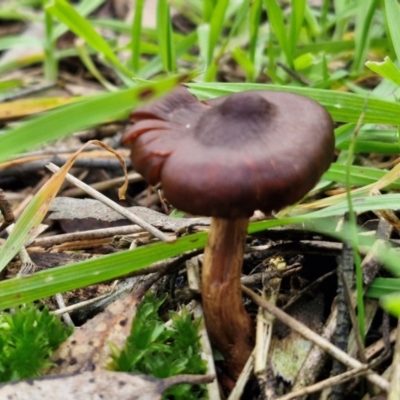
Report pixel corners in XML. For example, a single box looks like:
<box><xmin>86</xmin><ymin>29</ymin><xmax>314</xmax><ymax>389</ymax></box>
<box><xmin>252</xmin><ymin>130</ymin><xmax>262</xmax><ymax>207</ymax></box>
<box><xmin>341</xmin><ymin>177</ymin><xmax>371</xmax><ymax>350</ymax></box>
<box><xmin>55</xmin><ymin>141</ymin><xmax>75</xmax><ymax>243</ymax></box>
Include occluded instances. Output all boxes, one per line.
<box><xmin>46</xmin><ymin>163</ymin><xmax>174</xmax><ymax>242</ymax></box>
<box><xmin>54</xmin><ymin>293</ymin><xmax>74</xmax><ymax>328</ymax></box>
<box><xmin>52</xmin><ymin>292</ymin><xmax>113</xmax><ymax>315</ymax></box>
<box><xmin>255</xmin><ymin>257</ymin><xmax>286</xmax><ymax>398</ymax></box>
<box><xmin>32</xmin><ymin>225</ymin><xmax>143</xmax><ymax>247</ymax></box>
<box><xmin>276</xmin><ymin>363</ymin><xmax>371</xmax><ymax>400</ymax></box>
<box><xmin>242</xmin><ymin>286</ymin><xmax>390</xmax><ymax>392</ymax></box>
<box><xmin>331</xmin><ymin>237</ymin><xmax>354</xmax><ymax>400</ymax></box>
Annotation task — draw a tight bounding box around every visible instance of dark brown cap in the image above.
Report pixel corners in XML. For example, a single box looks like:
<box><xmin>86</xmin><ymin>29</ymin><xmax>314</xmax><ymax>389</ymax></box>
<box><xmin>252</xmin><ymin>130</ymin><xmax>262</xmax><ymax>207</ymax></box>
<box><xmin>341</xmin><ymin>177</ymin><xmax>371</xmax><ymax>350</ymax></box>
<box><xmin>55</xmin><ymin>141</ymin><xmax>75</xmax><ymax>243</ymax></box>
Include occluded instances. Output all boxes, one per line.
<box><xmin>123</xmin><ymin>86</ymin><xmax>334</xmax><ymax>218</ymax></box>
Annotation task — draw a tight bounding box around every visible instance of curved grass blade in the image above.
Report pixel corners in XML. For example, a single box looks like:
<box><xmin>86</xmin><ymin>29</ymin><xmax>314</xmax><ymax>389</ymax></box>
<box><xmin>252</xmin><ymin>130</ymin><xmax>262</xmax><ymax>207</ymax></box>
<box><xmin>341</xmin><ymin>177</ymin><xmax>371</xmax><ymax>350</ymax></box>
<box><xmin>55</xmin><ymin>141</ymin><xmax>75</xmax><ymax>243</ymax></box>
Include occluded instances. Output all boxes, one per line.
<box><xmin>0</xmin><ymin>141</ymin><xmax>127</xmax><ymax>274</ymax></box>
<box><xmin>352</xmin><ymin>0</ymin><xmax>379</xmax><ymax>72</ymax></box>
<box><xmin>3</xmin><ymin>192</ymin><xmax>400</xmax><ymax>309</ymax></box>
<box><xmin>380</xmin><ymin>292</ymin><xmax>400</xmax><ymax>317</ymax></box>
<box><xmin>367</xmin><ymin>279</ymin><xmax>400</xmax><ymax>299</ymax></box>
<box><xmin>0</xmin><ymin>75</ymin><xmax>185</xmax><ymax>163</ymax></box>
<box><xmin>157</xmin><ymin>0</ymin><xmax>176</xmax><ymax>73</ymax></box>
<box><xmin>0</xmin><ymin>233</ymin><xmax>207</xmax><ymax>310</ymax></box>
<box><xmin>188</xmin><ymin>82</ymin><xmax>400</xmax><ymax>124</ymax></box>
<box><xmin>45</xmin><ymin>0</ymin><xmax>132</xmax><ymax>78</ymax></box>
<box><xmin>384</xmin><ymin>0</ymin><xmax>400</xmax><ymax>62</ymax></box>
<box><xmin>264</xmin><ymin>0</ymin><xmax>290</xmax><ymax>63</ymax></box>
<box><xmin>131</xmin><ymin>0</ymin><xmax>145</xmax><ymax>72</ymax></box>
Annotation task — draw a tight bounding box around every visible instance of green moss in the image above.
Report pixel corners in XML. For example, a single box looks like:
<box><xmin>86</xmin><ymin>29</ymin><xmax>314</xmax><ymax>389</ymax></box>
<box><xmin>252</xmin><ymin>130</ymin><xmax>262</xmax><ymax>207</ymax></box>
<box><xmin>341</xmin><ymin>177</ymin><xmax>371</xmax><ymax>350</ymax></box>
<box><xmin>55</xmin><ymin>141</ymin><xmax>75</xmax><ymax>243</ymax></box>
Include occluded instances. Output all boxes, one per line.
<box><xmin>111</xmin><ymin>293</ymin><xmax>207</xmax><ymax>400</ymax></box>
<box><xmin>0</xmin><ymin>305</ymin><xmax>72</xmax><ymax>382</ymax></box>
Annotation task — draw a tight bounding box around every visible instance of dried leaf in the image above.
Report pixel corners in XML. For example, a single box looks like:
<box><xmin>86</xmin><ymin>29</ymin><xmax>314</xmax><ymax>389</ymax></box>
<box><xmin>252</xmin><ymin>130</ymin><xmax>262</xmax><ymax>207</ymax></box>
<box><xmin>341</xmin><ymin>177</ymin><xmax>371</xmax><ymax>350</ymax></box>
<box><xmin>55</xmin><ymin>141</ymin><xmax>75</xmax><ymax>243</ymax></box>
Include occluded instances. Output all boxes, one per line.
<box><xmin>47</xmin><ymin>291</ymin><xmax>139</xmax><ymax>375</ymax></box>
<box><xmin>49</xmin><ymin>197</ymin><xmax>211</xmax><ymax>232</ymax></box>
<box><xmin>0</xmin><ymin>370</ymin><xmax>214</xmax><ymax>400</ymax></box>
<box><xmin>271</xmin><ymin>295</ymin><xmax>325</xmax><ymax>382</ymax></box>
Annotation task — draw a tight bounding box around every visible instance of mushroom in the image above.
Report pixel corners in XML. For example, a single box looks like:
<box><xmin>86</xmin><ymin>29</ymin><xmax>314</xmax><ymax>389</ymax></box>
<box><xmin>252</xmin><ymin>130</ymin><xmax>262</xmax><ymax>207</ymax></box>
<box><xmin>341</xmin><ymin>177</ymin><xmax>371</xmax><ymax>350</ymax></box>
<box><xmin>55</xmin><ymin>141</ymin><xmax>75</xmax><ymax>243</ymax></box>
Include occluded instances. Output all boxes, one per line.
<box><xmin>122</xmin><ymin>86</ymin><xmax>334</xmax><ymax>381</ymax></box>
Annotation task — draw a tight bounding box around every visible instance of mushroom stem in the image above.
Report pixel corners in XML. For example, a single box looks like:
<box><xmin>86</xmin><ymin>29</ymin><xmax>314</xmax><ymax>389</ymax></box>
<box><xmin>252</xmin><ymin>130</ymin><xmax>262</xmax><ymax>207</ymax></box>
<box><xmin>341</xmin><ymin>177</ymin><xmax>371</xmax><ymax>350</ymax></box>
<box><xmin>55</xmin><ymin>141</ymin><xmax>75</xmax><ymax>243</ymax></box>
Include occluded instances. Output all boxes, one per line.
<box><xmin>202</xmin><ymin>217</ymin><xmax>254</xmax><ymax>380</ymax></box>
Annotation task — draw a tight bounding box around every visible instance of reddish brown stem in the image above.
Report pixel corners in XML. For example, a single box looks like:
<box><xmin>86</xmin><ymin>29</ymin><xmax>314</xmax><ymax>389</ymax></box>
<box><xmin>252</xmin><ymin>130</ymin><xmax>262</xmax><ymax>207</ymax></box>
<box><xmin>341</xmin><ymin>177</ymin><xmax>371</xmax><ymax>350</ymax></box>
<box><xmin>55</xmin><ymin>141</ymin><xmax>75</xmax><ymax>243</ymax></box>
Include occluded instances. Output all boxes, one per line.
<box><xmin>201</xmin><ymin>217</ymin><xmax>254</xmax><ymax>380</ymax></box>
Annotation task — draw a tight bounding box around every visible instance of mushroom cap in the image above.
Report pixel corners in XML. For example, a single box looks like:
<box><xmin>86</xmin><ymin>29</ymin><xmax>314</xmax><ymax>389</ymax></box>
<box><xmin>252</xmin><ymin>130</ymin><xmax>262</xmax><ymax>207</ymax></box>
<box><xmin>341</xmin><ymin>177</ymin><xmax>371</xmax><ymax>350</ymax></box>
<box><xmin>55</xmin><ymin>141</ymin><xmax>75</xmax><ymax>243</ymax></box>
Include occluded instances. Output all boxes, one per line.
<box><xmin>122</xmin><ymin>86</ymin><xmax>334</xmax><ymax>218</ymax></box>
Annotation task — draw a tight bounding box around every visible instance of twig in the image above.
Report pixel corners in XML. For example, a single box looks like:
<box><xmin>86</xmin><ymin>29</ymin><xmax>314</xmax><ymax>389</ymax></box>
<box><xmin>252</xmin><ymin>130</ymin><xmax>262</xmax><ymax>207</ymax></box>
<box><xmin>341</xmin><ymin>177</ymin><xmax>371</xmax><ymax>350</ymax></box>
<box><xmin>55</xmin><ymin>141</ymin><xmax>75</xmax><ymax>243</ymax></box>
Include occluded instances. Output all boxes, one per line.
<box><xmin>255</xmin><ymin>257</ymin><xmax>286</xmax><ymax>398</ymax></box>
<box><xmin>331</xmin><ymin>237</ymin><xmax>354</xmax><ymax>400</ymax></box>
<box><xmin>242</xmin><ymin>285</ymin><xmax>390</xmax><ymax>392</ymax></box>
<box><xmin>292</xmin><ymin>217</ymin><xmax>392</xmax><ymax>396</ymax></box>
<box><xmin>282</xmin><ymin>270</ymin><xmax>335</xmax><ymax>311</ymax></box>
<box><xmin>54</xmin><ymin>293</ymin><xmax>74</xmax><ymax>328</ymax></box>
<box><xmin>363</xmin><ymin>218</ymin><xmax>392</xmax><ymax>287</ymax></box>
<box><xmin>52</xmin><ymin>292</ymin><xmax>113</xmax><ymax>315</ymax></box>
<box><xmin>291</xmin><ymin>307</ymin><xmax>338</xmax><ymax>392</ymax></box>
<box><xmin>341</xmin><ymin>270</ymin><xmax>367</xmax><ymax>363</ymax></box>
<box><xmin>46</xmin><ymin>162</ymin><xmax>174</xmax><ymax>242</ymax></box>
<box><xmin>365</xmin><ymin>329</ymin><xmax>396</xmax><ymax>361</ymax></box>
<box><xmin>276</xmin><ymin>61</ymin><xmax>312</xmax><ymax>86</ymax></box>
<box><xmin>276</xmin><ymin>363</ymin><xmax>372</xmax><ymax>400</ymax></box>
<box><xmin>31</xmin><ymin>225</ymin><xmax>143</xmax><ymax>247</ymax></box>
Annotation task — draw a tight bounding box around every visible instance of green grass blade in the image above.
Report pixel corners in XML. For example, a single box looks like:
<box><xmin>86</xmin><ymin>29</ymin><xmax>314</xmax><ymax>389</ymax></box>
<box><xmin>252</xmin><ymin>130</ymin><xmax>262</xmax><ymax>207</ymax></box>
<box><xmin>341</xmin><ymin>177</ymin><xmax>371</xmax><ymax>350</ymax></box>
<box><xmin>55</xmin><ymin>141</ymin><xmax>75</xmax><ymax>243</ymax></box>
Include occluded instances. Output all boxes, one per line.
<box><xmin>0</xmin><ymin>36</ymin><xmax>42</xmax><ymax>52</ymax></box>
<box><xmin>204</xmin><ymin>0</ymin><xmax>250</xmax><ymax>82</ymax></box>
<box><xmin>380</xmin><ymin>292</ymin><xmax>400</xmax><ymax>316</ymax></box>
<box><xmin>337</xmin><ymin>140</ymin><xmax>400</xmax><ymax>154</ymax></box>
<box><xmin>52</xmin><ymin>0</ymin><xmax>105</xmax><ymax>39</ymax></box>
<box><xmin>3</xmin><ymin>192</ymin><xmax>400</xmax><ymax>309</ymax></box>
<box><xmin>344</xmin><ymin>114</ymin><xmax>365</xmax><ymax>340</ymax></box>
<box><xmin>300</xmin><ymin>193</ymin><xmax>400</xmax><ymax>219</ymax></box>
<box><xmin>249</xmin><ymin>0</ymin><xmax>262</xmax><ymax>73</ymax></box>
<box><xmin>197</xmin><ymin>23</ymin><xmax>210</xmax><ymax>71</ymax></box>
<box><xmin>297</xmin><ymin>38</ymin><xmax>387</xmax><ymax>56</ymax></box>
<box><xmin>384</xmin><ymin>0</ymin><xmax>400</xmax><ymax>61</ymax></box>
<box><xmin>366</xmin><ymin>57</ymin><xmax>400</xmax><ymax>87</ymax></box>
<box><xmin>367</xmin><ymin>278</ymin><xmax>400</xmax><ymax>298</ymax></box>
<box><xmin>138</xmin><ymin>31</ymin><xmax>198</xmax><ymax>79</ymax></box>
<box><xmin>157</xmin><ymin>0</ymin><xmax>176</xmax><ymax>73</ymax></box>
<box><xmin>232</xmin><ymin>47</ymin><xmax>255</xmax><ymax>81</ymax></box>
<box><xmin>288</xmin><ymin>0</ymin><xmax>306</xmax><ymax>63</ymax></box>
<box><xmin>131</xmin><ymin>0</ymin><xmax>145</xmax><ymax>72</ymax></box>
<box><xmin>207</xmin><ymin>0</ymin><xmax>229</xmax><ymax>66</ymax></box>
<box><xmin>189</xmin><ymin>82</ymin><xmax>400</xmax><ymax>125</ymax></box>
<box><xmin>43</xmin><ymin>0</ymin><xmax>57</xmax><ymax>82</ymax></box>
<box><xmin>352</xmin><ymin>0</ymin><xmax>379</xmax><ymax>73</ymax></box>
<box><xmin>0</xmin><ymin>234</ymin><xmax>207</xmax><ymax>310</ymax></box>
<box><xmin>332</xmin><ymin>0</ymin><xmax>351</xmax><ymax>40</ymax></box>
<box><xmin>45</xmin><ymin>0</ymin><xmax>133</xmax><ymax>79</ymax></box>
<box><xmin>0</xmin><ymin>79</ymin><xmax>22</xmax><ymax>92</ymax></box>
<box><xmin>0</xmin><ymin>188</ymin><xmax>400</xmax><ymax>309</ymax></box>
<box><xmin>203</xmin><ymin>0</ymin><xmax>214</xmax><ymax>22</ymax></box>
<box><xmin>320</xmin><ymin>0</ymin><xmax>330</xmax><ymax>38</ymax></box>
<box><xmin>75</xmin><ymin>38</ymin><xmax>117</xmax><ymax>90</ymax></box>
<box><xmin>0</xmin><ymin>75</ymin><xmax>186</xmax><ymax>163</ymax></box>
<box><xmin>264</xmin><ymin>0</ymin><xmax>290</xmax><ymax>64</ymax></box>
<box><xmin>323</xmin><ymin>164</ymin><xmax>400</xmax><ymax>189</ymax></box>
